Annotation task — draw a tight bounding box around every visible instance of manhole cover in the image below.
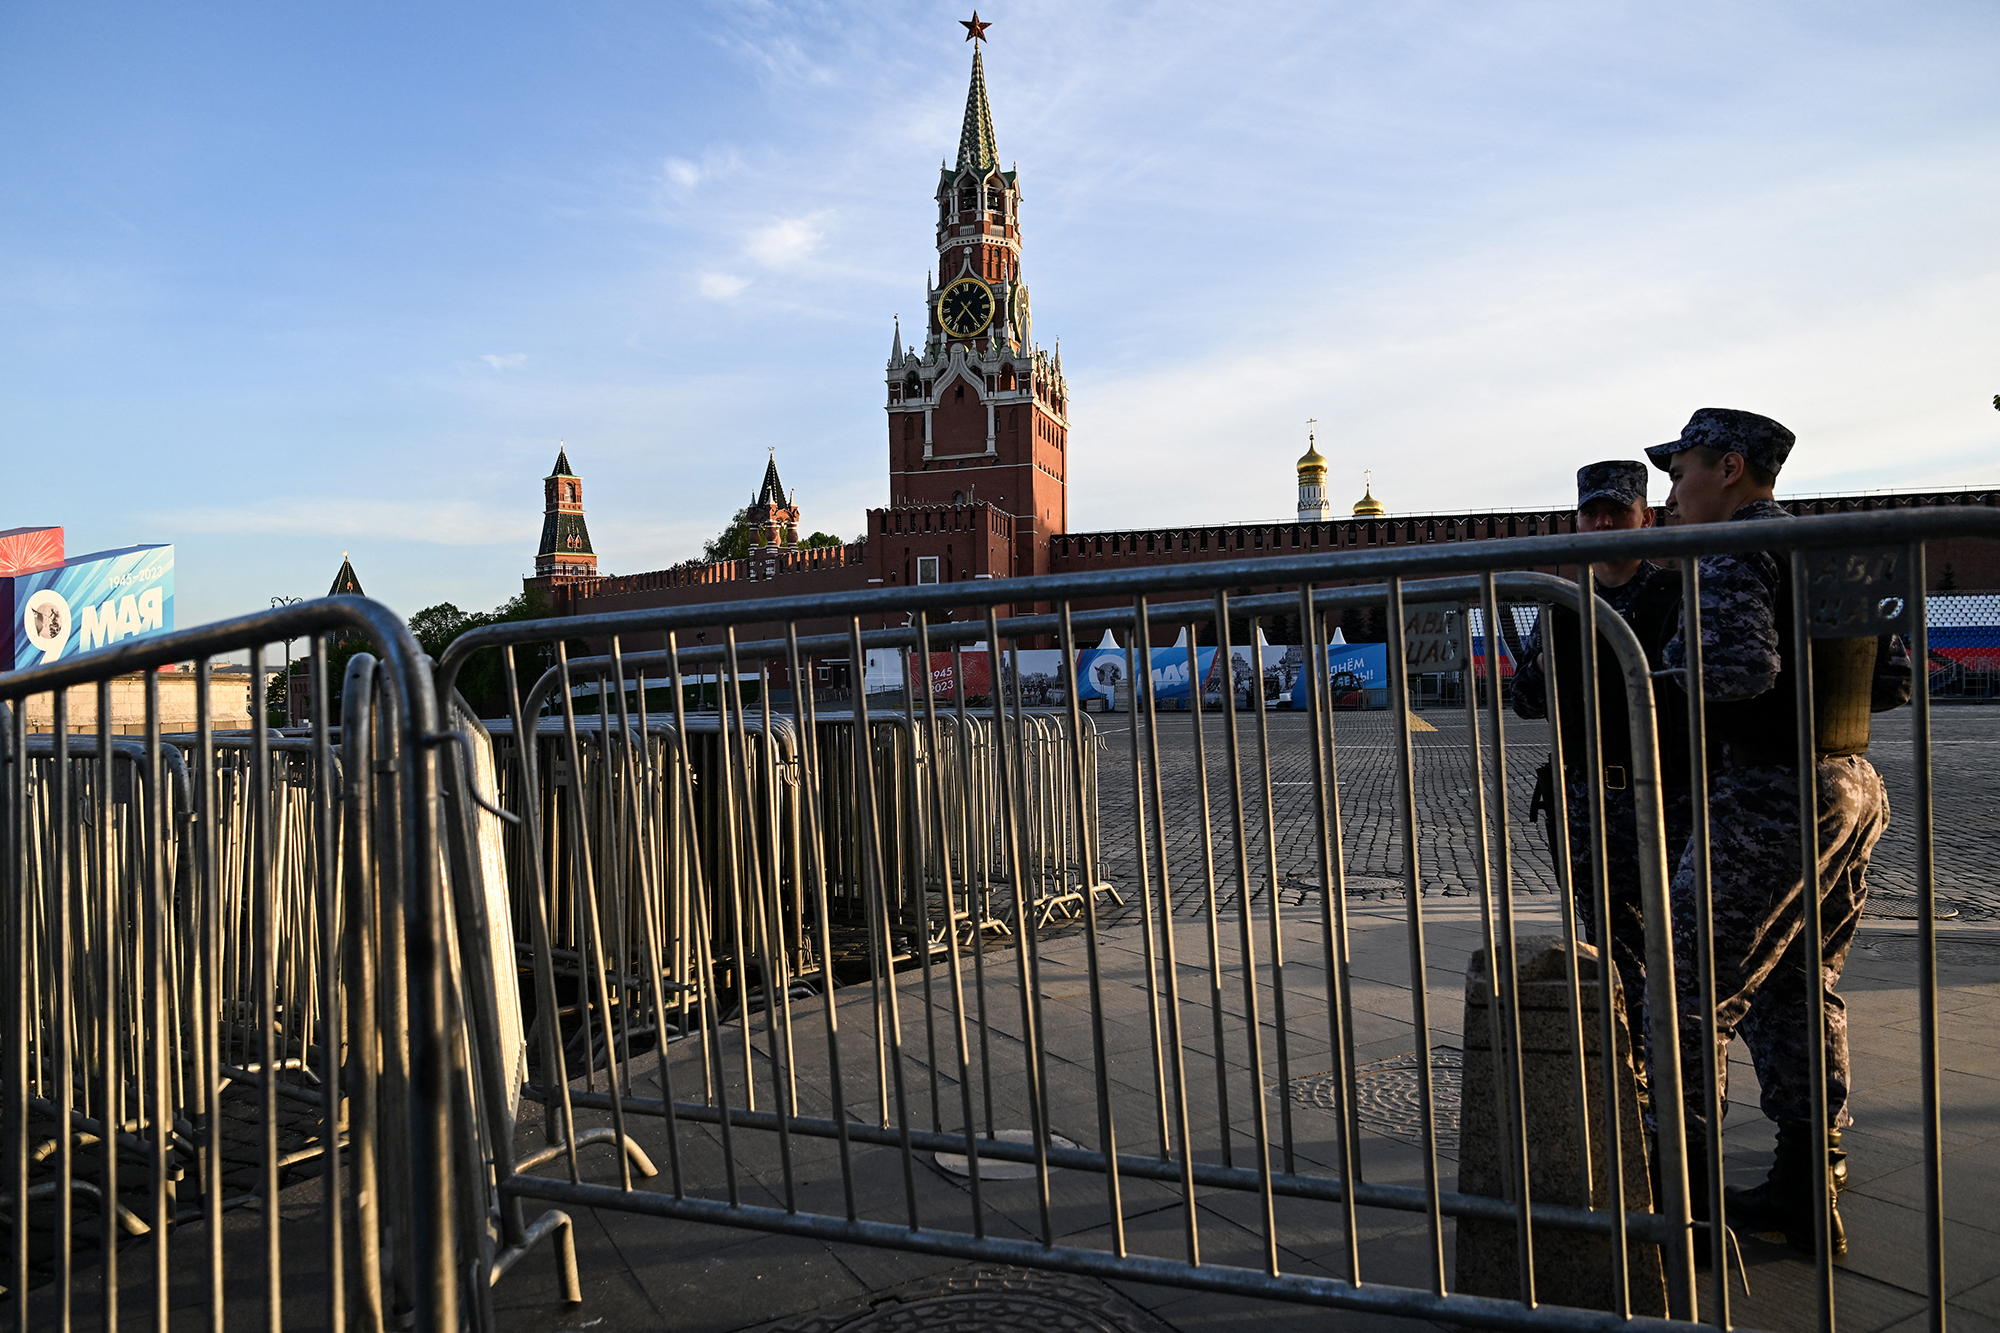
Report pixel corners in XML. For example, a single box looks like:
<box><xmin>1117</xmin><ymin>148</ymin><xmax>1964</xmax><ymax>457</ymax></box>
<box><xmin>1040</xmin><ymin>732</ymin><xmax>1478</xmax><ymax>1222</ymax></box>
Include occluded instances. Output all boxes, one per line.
<box><xmin>1289</xmin><ymin>1047</ymin><xmax>1463</xmax><ymax>1154</ymax></box>
<box><xmin>812</xmin><ymin>1289</ymin><xmax>1130</xmax><ymax>1332</ymax></box>
<box><xmin>933</xmin><ymin>1128</ymin><xmax>1083</xmax><ymax>1180</ymax></box>
<box><xmin>751</xmin><ymin>1265</ymin><xmax>1172</xmax><ymax>1333</ymax></box>
<box><xmin>1865</xmin><ymin>890</ymin><xmax>1967</xmax><ymax>921</ymax></box>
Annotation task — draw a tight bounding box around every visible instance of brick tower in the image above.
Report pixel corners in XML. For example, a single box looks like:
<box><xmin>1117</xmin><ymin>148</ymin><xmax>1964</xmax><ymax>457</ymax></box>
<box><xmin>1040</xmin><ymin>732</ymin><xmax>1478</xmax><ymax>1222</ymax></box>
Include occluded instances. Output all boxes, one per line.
<box><xmin>881</xmin><ymin>17</ymin><xmax>1068</xmax><ymax>581</ymax></box>
<box><xmin>533</xmin><ymin>444</ymin><xmax>598</xmax><ymax>586</ymax></box>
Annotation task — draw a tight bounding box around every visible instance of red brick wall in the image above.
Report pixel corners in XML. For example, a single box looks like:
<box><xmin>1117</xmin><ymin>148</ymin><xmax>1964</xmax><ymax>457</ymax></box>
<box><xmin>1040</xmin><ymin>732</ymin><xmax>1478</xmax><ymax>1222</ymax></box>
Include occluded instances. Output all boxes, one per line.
<box><xmin>929</xmin><ymin>374</ymin><xmax>987</xmax><ymax>455</ymax></box>
<box><xmin>547</xmin><ymin>492</ymin><xmax>1997</xmax><ymax>650</ymax></box>
<box><xmin>551</xmin><ymin>560</ymin><xmax>876</xmax><ymax>648</ymax></box>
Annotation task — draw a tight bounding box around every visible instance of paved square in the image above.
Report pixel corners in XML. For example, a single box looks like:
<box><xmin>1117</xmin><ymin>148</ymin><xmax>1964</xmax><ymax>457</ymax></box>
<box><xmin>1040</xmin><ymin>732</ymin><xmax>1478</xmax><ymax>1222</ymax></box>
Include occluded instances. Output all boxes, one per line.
<box><xmin>492</xmin><ymin>703</ymin><xmax>2000</xmax><ymax>1333</ymax></box>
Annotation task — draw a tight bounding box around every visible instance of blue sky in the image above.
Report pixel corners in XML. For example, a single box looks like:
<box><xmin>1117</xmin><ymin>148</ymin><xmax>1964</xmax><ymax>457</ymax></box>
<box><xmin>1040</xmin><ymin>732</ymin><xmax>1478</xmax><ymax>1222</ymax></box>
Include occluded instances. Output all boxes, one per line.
<box><xmin>4</xmin><ymin>2</ymin><xmax>1997</xmax><ymax>629</ymax></box>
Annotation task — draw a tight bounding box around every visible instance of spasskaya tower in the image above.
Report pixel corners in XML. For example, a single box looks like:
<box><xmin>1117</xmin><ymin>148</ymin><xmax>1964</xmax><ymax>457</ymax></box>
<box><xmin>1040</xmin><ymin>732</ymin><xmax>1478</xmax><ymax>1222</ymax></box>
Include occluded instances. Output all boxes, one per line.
<box><xmin>880</xmin><ymin>14</ymin><xmax>1069</xmax><ymax>583</ymax></box>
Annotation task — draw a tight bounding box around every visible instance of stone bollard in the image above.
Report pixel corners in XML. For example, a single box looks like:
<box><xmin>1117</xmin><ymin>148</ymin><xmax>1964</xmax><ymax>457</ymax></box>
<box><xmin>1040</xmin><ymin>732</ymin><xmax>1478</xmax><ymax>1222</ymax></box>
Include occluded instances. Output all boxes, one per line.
<box><xmin>1454</xmin><ymin>934</ymin><xmax>1664</xmax><ymax>1314</ymax></box>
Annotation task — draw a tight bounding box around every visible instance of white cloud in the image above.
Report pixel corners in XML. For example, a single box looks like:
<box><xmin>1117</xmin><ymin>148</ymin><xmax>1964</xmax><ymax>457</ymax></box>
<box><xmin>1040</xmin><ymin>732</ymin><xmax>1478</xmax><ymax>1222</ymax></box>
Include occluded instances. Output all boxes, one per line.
<box><xmin>698</xmin><ymin>272</ymin><xmax>750</xmax><ymax>299</ymax></box>
<box><xmin>480</xmin><ymin>352</ymin><xmax>528</xmax><ymax>371</ymax></box>
<box><xmin>658</xmin><ymin>149</ymin><xmax>743</xmax><ymax>194</ymax></box>
<box><xmin>741</xmin><ymin>215</ymin><xmax>824</xmax><ymax>270</ymax></box>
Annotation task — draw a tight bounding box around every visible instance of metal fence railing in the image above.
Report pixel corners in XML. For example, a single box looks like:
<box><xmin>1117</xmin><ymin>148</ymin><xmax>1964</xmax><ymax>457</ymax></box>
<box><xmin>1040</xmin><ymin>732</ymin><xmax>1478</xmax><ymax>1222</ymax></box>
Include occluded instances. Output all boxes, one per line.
<box><xmin>4</xmin><ymin>505</ymin><xmax>1990</xmax><ymax>1331</ymax></box>
<box><xmin>1</xmin><ymin>601</ymin><xmax>576</xmax><ymax>1333</ymax></box>
<box><xmin>436</xmin><ymin>507</ymin><xmax>1989</xmax><ymax>1332</ymax></box>
<box><xmin>1499</xmin><ymin>591</ymin><xmax>2000</xmax><ymax>702</ymax></box>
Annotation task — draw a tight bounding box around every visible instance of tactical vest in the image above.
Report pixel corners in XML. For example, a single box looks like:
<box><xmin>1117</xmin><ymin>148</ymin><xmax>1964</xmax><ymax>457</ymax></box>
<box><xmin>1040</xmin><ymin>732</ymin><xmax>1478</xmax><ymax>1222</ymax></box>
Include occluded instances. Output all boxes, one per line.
<box><xmin>1702</xmin><ymin>554</ymin><xmax>1876</xmax><ymax>767</ymax></box>
<box><xmin>1544</xmin><ymin>570</ymin><xmax>1687</xmax><ymax>787</ymax></box>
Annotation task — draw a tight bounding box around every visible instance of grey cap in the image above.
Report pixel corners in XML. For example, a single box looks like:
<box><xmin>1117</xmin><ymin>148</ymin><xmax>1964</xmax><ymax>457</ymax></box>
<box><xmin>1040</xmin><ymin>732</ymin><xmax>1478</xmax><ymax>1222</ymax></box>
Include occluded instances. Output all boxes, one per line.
<box><xmin>1644</xmin><ymin>407</ymin><xmax>1795</xmax><ymax>474</ymax></box>
<box><xmin>1576</xmin><ymin>460</ymin><xmax>1649</xmax><ymax>509</ymax></box>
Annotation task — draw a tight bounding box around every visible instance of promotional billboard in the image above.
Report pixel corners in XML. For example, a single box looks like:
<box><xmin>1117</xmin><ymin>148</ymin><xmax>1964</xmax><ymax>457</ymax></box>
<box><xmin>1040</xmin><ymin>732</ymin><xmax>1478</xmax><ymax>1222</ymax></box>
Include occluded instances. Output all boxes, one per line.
<box><xmin>1076</xmin><ymin>643</ymin><xmax>1286</xmax><ymax>709</ymax></box>
<box><xmin>907</xmin><ymin>648</ymin><xmax>996</xmax><ymax>699</ymax></box>
<box><xmin>1287</xmin><ymin>642</ymin><xmax>1391</xmax><ymax>708</ymax></box>
<box><xmin>7</xmin><ymin>544</ymin><xmax>175</xmax><ymax>670</ymax></box>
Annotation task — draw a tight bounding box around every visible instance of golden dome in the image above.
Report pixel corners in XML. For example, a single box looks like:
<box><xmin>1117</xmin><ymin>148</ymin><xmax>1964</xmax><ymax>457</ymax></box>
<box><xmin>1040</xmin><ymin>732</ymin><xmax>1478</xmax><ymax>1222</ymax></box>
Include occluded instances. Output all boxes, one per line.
<box><xmin>1352</xmin><ymin>470</ymin><xmax>1386</xmax><ymax>517</ymax></box>
<box><xmin>1296</xmin><ymin>436</ymin><xmax>1328</xmax><ymax>476</ymax></box>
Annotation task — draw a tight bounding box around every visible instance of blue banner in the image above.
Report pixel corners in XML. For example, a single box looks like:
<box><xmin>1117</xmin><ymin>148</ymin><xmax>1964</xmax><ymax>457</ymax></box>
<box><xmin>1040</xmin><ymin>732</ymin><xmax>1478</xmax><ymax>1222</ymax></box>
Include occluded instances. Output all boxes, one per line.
<box><xmin>1075</xmin><ymin>645</ymin><xmax>1237</xmax><ymax>708</ymax></box>
<box><xmin>1288</xmin><ymin>642</ymin><xmax>1390</xmax><ymax>707</ymax></box>
<box><xmin>9</xmin><ymin>544</ymin><xmax>175</xmax><ymax>669</ymax></box>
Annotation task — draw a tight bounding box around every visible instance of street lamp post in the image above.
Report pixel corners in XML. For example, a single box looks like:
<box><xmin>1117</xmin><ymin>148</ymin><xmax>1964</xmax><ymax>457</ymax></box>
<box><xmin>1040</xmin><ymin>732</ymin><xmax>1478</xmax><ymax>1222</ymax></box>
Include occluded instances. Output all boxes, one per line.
<box><xmin>271</xmin><ymin>595</ymin><xmax>303</xmax><ymax>726</ymax></box>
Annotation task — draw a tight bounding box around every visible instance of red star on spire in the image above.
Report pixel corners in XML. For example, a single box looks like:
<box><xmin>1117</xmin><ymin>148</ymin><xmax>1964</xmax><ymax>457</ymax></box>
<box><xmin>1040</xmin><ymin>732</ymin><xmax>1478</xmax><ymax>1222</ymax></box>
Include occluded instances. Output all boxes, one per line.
<box><xmin>960</xmin><ymin>11</ymin><xmax>991</xmax><ymax>42</ymax></box>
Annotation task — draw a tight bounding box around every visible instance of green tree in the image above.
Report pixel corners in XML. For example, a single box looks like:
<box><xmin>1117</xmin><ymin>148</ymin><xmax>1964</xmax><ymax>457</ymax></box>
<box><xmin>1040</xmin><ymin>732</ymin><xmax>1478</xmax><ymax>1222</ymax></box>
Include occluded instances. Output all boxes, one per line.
<box><xmin>800</xmin><ymin>531</ymin><xmax>843</xmax><ymax>548</ymax></box>
<box><xmin>414</xmin><ymin>589</ymin><xmax>583</xmax><ymax>719</ymax></box>
<box><xmin>264</xmin><ymin>667</ymin><xmax>288</xmax><ymax>729</ymax></box>
<box><xmin>702</xmin><ymin>507</ymin><xmax>753</xmax><ymax>563</ymax></box>
<box><xmin>409</xmin><ymin>602</ymin><xmax>474</xmax><ymax>658</ymax></box>
<box><xmin>289</xmin><ymin>590</ymin><xmax>580</xmax><ymax>722</ymax></box>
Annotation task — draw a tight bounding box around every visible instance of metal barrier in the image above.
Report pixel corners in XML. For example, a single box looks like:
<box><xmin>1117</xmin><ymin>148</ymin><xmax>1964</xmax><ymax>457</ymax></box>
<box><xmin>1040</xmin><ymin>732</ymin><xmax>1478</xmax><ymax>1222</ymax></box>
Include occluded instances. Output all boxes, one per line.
<box><xmin>427</xmin><ymin>506</ymin><xmax>1990</xmax><ymax>1333</ymax></box>
<box><xmin>0</xmin><ymin>599</ymin><xmax>580</xmax><ymax>1333</ymax></box>
<box><xmin>6</xmin><ymin>505</ymin><xmax>1987</xmax><ymax>1330</ymax></box>
<box><xmin>473</xmin><ymin>688</ymin><xmax>1102</xmax><ymax>1094</ymax></box>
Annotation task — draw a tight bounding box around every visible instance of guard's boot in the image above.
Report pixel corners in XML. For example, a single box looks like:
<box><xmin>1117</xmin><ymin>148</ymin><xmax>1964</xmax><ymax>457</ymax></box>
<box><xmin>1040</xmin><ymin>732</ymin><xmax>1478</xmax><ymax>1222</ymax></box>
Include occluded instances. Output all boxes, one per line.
<box><xmin>1726</xmin><ymin>1122</ymin><xmax>1847</xmax><ymax>1257</ymax></box>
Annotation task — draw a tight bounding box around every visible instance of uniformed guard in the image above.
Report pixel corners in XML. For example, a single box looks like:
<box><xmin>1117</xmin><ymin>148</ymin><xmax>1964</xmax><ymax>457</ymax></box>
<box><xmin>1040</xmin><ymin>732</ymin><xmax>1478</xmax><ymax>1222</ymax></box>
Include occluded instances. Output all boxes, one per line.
<box><xmin>1650</xmin><ymin>407</ymin><xmax>1894</xmax><ymax>1257</ymax></box>
<box><xmin>1514</xmin><ymin>461</ymin><xmax>1689</xmax><ymax>1067</ymax></box>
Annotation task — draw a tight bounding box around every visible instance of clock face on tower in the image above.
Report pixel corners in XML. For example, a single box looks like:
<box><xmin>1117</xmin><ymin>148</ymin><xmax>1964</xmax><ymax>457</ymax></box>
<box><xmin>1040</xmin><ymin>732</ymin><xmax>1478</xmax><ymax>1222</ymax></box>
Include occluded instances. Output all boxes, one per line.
<box><xmin>937</xmin><ymin>276</ymin><xmax>995</xmax><ymax>339</ymax></box>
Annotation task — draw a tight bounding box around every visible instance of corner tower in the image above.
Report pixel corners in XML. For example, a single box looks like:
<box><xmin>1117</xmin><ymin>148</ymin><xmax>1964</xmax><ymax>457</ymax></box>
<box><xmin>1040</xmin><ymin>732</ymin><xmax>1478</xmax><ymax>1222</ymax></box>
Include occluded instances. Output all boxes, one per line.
<box><xmin>534</xmin><ymin>444</ymin><xmax>598</xmax><ymax>585</ymax></box>
<box><xmin>883</xmin><ymin>15</ymin><xmax>1068</xmax><ymax>581</ymax></box>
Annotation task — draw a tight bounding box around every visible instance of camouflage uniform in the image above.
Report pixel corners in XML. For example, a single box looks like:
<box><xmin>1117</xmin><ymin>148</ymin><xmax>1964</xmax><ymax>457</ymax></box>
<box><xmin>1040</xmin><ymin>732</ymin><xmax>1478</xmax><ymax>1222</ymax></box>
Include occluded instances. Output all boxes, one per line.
<box><xmin>1514</xmin><ymin>556</ymin><xmax>1690</xmax><ymax>1017</ymax></box>
<box><xmin>1651</xmin><ymin>435</ymin><xmax>1892</xmax><ymax>1136</ymax></box>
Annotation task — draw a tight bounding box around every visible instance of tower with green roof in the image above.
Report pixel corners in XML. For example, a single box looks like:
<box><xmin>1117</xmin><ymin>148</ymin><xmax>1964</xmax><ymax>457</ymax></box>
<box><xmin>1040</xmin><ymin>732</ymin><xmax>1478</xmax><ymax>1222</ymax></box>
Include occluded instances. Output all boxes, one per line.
<box><xmin>533</xmin><ymin>443</ymin><xmax>598</xmax><ymax>585</ymax></box>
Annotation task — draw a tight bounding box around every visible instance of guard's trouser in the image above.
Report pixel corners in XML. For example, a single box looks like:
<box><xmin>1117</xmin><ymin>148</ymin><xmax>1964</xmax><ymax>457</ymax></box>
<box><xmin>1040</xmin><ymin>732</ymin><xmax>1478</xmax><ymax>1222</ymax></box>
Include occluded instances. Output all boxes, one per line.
<box><xmin>1669</xmin><ymin>755</ymin><xmax>1890</xmax><ymax>1134</ymax></box>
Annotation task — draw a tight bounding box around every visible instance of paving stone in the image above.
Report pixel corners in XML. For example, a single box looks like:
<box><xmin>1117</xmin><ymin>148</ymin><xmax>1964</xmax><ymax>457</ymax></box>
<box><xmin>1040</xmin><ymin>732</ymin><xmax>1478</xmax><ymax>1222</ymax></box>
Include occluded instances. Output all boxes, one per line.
<box><xmin>1952</xmin><ymin>1269</ymin><xmax>2000</xmax><ymax>1323</ymax></box>
<box><xmin>1692</xmin><ymin>1239</ymin><xmax>1930</xmax><ymax>1333</ymax></box>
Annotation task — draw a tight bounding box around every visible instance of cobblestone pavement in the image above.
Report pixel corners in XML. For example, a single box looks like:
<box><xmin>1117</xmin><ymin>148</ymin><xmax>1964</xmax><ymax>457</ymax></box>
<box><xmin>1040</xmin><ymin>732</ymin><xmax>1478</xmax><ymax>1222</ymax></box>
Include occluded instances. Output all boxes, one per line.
<box><xmin>1085</xmin><ymin>702</ymin><xmax>2000</xmax><ymax>928</ymax></box>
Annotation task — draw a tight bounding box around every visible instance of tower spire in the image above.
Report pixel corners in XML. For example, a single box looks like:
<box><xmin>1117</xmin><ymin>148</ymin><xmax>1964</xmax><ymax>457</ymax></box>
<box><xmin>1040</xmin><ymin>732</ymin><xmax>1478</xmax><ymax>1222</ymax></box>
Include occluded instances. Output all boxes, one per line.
<box><xmin>757</xmin><ymin>448</ymin><xmax>786</xmax><ymax>507</ymax></box>
<box><xmin>956</xmin><ymin>46</ymin><xmax>998</xmax><ymax>173</ymax></box>
<box><xmin>747</xmin><ymin>450</ymin><xmax>800</xmax><ymax>549</ymax></box>
<box><xmin>328</xmin><ymin>554</ymin><xmax>364</xmax><ymax>597</ymax></box>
